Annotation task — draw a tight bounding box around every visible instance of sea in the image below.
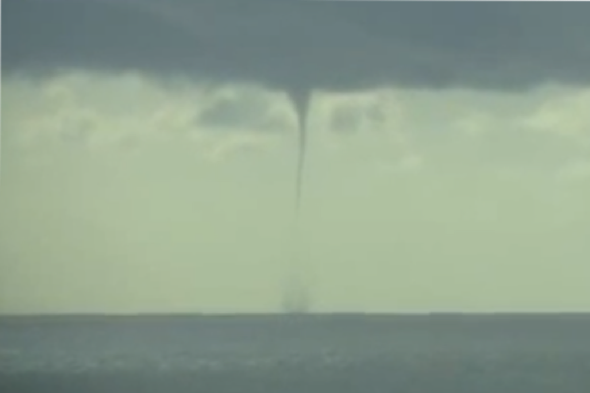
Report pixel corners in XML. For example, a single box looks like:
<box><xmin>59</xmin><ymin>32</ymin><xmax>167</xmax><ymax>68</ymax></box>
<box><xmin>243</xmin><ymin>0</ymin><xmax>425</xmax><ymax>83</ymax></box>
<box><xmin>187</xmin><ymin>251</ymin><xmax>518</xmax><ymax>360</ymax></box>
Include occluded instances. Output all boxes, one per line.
<box><xmin>1</xmin><ymin>314</ymin><xmax>589</xmax><ymax>393</ymax></box>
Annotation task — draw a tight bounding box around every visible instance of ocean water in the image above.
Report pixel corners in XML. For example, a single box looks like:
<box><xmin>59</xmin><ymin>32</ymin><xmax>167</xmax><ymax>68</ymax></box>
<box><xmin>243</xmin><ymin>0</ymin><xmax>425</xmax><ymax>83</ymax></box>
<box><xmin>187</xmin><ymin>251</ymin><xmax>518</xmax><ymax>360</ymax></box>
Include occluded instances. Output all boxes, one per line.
<box><xmin>1</xmin><ymin>314</ymin><xmax>589</xmax><ymax>393</ymax></box>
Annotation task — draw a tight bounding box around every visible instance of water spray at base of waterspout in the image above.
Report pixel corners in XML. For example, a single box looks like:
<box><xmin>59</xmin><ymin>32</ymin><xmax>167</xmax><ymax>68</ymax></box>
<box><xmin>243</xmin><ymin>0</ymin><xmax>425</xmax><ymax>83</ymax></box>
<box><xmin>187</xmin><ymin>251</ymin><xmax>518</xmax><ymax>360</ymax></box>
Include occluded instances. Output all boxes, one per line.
<box><xmin>281</xmin><ymin>253</ymin><xmax>312</xmax><ymax>314</ymax></box>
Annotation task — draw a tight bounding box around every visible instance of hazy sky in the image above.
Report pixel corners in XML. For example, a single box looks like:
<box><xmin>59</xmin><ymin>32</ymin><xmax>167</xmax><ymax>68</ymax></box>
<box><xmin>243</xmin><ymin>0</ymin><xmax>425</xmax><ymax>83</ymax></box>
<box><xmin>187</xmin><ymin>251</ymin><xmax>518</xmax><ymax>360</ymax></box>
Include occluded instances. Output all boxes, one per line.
<box><xmin>1</xmin><ymin>0</ymin><xmax>590</xmax><ymax>314</ymax></box>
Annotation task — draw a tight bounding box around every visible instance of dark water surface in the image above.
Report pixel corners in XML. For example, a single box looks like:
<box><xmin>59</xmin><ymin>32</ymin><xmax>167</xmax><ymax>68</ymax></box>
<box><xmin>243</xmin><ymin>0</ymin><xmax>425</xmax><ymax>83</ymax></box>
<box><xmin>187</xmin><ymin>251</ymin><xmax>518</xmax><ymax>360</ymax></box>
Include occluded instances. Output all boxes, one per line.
<box><xmin>1</xmin><ymin>314</ymin><xmax>589</xmax><ymax>392</ymax></box>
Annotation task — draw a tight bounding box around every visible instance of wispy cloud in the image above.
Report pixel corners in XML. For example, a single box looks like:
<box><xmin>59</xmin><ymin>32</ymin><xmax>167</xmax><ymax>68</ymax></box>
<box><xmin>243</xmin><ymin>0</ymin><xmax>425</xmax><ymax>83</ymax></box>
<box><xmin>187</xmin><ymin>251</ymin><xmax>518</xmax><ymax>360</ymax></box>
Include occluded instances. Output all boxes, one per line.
<box><xmin>3</xmin><ymin>72</ymin><xmax>589</xmax><ymax>175</ymax></box>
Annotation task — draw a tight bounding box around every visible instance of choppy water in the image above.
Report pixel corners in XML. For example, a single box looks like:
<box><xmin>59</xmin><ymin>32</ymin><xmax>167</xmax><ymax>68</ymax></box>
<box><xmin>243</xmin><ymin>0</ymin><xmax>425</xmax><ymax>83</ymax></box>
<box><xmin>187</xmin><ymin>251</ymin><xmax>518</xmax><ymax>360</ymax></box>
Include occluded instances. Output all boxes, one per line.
<box><xmin>1</xmin><ymin>314</ymin><xmax>589</xmax><ymax>392</ymax></box>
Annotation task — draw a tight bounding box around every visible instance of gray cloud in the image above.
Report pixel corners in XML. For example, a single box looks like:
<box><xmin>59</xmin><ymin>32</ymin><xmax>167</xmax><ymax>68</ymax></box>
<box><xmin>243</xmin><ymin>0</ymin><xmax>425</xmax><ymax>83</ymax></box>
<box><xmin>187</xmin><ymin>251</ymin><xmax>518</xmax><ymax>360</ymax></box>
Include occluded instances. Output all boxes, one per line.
<box><xmin>199</xmin><ymin>91</ymin><xmax>287</xmax><ymax>133</ymax></box>
<box><xmin>4</xmin><ymin>0</ymin><xmax>590</xmax><ymax>94</ymax></box>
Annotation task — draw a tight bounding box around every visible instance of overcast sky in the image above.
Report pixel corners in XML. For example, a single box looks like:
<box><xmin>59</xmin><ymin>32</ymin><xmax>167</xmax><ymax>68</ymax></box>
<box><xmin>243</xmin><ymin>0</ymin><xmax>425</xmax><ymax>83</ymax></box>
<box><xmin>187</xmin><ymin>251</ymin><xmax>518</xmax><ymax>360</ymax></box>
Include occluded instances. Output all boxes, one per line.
<box><xmin>2</xmin><ymin>0</ymin><xmax>590</xmax><ymax>314</ymax></box>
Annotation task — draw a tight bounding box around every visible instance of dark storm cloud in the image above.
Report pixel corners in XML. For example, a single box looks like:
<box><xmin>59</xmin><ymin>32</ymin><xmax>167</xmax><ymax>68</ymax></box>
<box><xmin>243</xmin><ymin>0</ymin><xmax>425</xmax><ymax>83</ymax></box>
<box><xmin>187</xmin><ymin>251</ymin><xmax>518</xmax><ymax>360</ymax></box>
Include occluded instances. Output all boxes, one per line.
<box><xmin>3</xmin><ymin>0</ymin><xmax>590</xmax><ymax>93</ymax></box>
